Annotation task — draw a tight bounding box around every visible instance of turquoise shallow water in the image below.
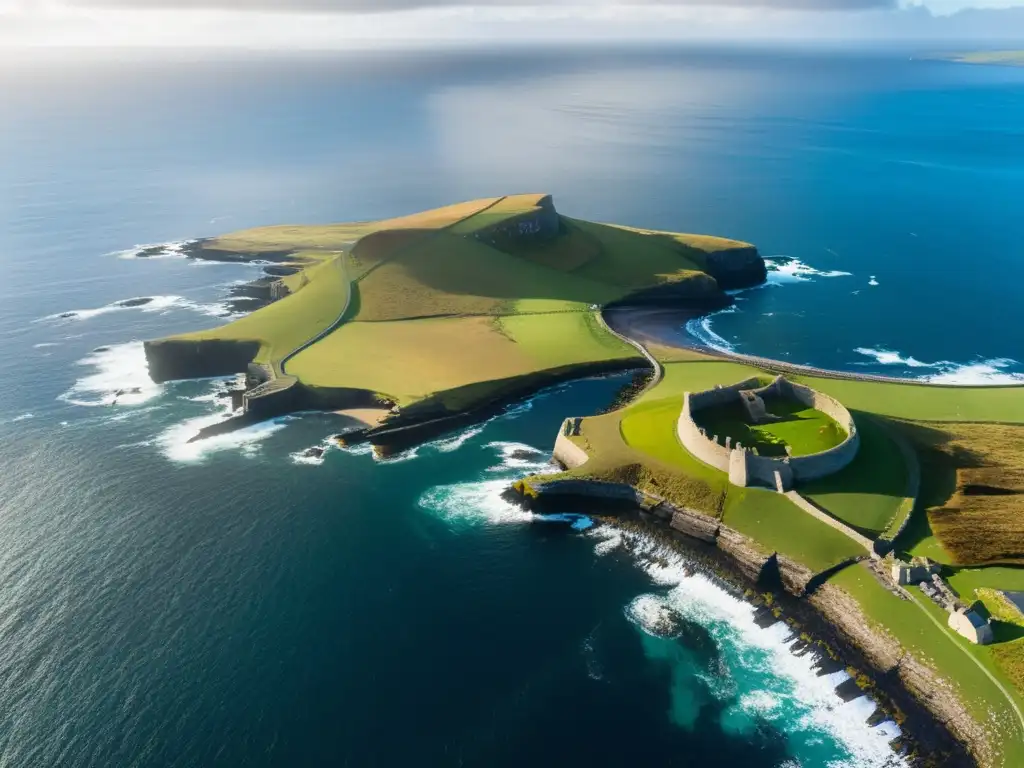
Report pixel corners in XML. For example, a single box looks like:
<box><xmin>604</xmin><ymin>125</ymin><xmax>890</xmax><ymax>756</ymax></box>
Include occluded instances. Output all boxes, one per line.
<box><xmin>0</xmin><ymin>46</ymin><xmax>1019</xmax><ymax>765</ymax></box>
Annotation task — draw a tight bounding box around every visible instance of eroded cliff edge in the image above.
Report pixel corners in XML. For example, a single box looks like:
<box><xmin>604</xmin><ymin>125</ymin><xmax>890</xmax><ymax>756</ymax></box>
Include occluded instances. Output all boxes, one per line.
<box><xmin>510</xmin><ymin>478</ymin><xmax>979</xmax><ymax>768</ymax></box>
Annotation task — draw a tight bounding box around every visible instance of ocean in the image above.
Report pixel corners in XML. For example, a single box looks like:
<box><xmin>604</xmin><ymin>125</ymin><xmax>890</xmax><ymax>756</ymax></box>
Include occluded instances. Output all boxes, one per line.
<box><xmin>1</xmin><ymin>45</ymin><xmax>1021</xmax><ymax>766</ymax></box>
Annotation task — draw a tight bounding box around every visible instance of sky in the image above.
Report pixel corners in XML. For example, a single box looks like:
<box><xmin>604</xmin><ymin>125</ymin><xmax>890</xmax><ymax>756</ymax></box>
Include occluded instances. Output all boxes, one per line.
<box><xmin>1</xmin><ymin>0</ymin><xmax>1023</xmax><ymax>48</ymax></box>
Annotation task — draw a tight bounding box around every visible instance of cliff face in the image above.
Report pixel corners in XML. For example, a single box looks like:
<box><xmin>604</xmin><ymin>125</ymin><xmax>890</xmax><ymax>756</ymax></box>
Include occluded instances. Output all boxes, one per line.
<box><xmin>702</xmin><ymin>246</ymin><xmax>767</xmax><ymax>291</ymax></box>
<box><xmin>143</xmin><ymin>339</ymin><xmax>260</xmax><ymax>384</ymax></box>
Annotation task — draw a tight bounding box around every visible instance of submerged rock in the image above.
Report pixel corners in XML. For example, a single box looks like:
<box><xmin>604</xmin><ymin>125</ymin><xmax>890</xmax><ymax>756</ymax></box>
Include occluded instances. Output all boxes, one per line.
<box><xmin>114</xmin><ymin>297</ymin><xmax>154</xmax><ymax>308</ymax></box>
<box><xmin>508</xmin><ymin>448</ymin><xmax>544</xmax><ymax>461</ymax></box>
<box><xmin>303</xmin><ymin>446</ymin><xmax>325</xmax><ymax>459</ymax></box>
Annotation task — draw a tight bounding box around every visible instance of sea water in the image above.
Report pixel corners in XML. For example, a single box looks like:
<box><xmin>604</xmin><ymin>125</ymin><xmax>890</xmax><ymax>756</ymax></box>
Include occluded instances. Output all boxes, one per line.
<box><xmin>2</xmin><ymin>45</ymin><xmax>1020</xmax><ymax>765</ymax></box>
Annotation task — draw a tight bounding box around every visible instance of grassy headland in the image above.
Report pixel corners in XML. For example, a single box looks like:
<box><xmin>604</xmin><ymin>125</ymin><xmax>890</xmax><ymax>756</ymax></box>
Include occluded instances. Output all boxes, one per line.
<box><xmin>515</xmin><ymin>344</ymin><xmax>1024</xmax><ymax>766</ymax></box>
<box><xmin>145</xmin><ymin>193</ymin><xmax>763</xmax><ymax>427</ymax></box>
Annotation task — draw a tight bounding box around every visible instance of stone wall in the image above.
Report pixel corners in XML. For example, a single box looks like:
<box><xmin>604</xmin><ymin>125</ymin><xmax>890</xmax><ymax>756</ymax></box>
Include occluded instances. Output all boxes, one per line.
<box><xmin>676</xmin><ymin>377</ymin><xmax>762</xmax><ymax>474</ymax></box>
<box><xmin>553</xmin><ymin>427</ymin><xmax>590</xmax><ymax>470</ymax></box>
<box><xmin>677</xmin><ymin>375</ymin><xmax>859</xmax><ymax>489</ymax></box>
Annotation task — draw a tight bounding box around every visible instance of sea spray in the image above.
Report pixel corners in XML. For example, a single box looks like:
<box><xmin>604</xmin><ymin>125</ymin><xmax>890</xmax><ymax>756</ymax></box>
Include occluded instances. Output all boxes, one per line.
<box><xmin>686</xmin><ymin>256</ymin><xmax>852</xmax><ymax>353</ymax></box>
<box><xmin>594</xmin><ymin>522</ymin><xmax>907</xmax><ymax>767</ymax></box>
<box><xmin>854</xmin><ymin>347</ymin><xmax>1024</xmax><ymax>384</ymax></box>
<box><xmin>60</xmin><ymin>341</ymin><xmax>164</xmax><ymax>407</ymax></box>
<box><xmin>42</xmin><ymin>295</ymin><xmax>240</xmax><ymax>323</ymax></box>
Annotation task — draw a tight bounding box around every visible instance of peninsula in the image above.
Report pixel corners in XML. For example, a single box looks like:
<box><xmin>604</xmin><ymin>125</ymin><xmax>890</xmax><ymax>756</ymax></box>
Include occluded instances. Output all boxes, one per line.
<box><xmin>144</xmin><ymin>193</ymin><xmax>763</xmax><ymax>443</ymax></box>
<box><xmin>934</xmin><ymin>51</ymin><xmax>1024</xmax><ymax>67</ymax></box>
<box><xmin>145</xmin><ymin>195</ymin><xmax>1024</xmax><ymax>766</ymax></box>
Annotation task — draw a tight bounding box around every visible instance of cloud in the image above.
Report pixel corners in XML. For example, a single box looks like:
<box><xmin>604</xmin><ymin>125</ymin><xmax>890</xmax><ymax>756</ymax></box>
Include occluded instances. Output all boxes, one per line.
<box><xmin>66</xmin><ymin>0</ymin><xmax>898</xmax><ymax>13</ymax></box>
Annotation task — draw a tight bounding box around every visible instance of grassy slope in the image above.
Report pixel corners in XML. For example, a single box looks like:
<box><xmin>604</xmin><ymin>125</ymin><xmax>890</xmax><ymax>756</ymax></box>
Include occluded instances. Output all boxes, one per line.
<box><xmin>830</xmin><ymin>563</ymin><xmax>1024</xmax><ymax>767</ymax></box>
<box><xmin>288</xmin><ymin>312</ymin><xmax>638</xmax><ymax>406</ymax></box>
<box><xmin>615</xmin><ymin>393</ymin><xmax>863</xmax><ymax>570</ymax></box>
<box><xmin>616</xmin><ymin>356</ymin><xmax>1024</xmax><ymax>760</ymax></box>
<box><xmin>178</xmin><ymin>256</ymin><xmax>349</xmax><ymax>370</ymax></box>
<box><xmin>802</xmin><ymin>413</ymin><xmax>908</xmax><ymax>536</ymax></box>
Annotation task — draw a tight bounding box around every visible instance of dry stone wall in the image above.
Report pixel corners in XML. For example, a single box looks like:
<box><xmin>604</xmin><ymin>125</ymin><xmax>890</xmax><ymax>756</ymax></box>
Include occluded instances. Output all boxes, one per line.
<box><xmin>677</xmin><ymin>375</ymin><xmax>859</xmax><ymax>489</ymax></box>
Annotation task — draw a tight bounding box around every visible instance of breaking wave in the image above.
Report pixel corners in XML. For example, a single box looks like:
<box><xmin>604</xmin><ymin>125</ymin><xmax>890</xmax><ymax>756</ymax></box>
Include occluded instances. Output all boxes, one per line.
<box><xmin>156</xmin><ymin>397</ymin><xmax>291</xmax><ymax>464</ymax></box>
<box><xmin>687</xmin><ymin>256</ymin><xmax>851</xmax><ymax>352</ymax></box>
<box><xmin>684</xmin><ymin>306</ymin><xmax>738</xmax><ymax>354</ymax></box>
<box><xmin>764</xmin><ymin>255</ymin><xmax>853</xmax><ymax>286</ymax></box>
<box><xmin>598</xmin><ymin>524</ymin><xmax>906</xmax><ymax>767</ymax></box>
<box><xmin>42</xmin><ymin>295</ymin><xmax>237</xmax><ymax>322</ymax></box>
<box><xmin>113</xmin><ymin>240</ymin><xmax>192</xmax><ymax>260</ymax></box>
<box><xmin>60</xmin><ymin>341</ymin><xmax>163</xmax><ymax>407</ymax></box>
<box><xmin>854</xmin><ymin>347</ymin><xmax>1024</xmax><ymax>384</ymax></box>
<box><xmin>418</xmin><ymin>440</ymin><xmax>557</xmax><ymax>526</ymax></box>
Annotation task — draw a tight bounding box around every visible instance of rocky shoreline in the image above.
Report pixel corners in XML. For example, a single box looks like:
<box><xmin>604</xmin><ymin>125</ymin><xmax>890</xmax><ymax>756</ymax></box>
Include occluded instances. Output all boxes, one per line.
<box><xmin>512</xmin><ymin>485</ymin><xmax>977</xmax><ymax>767</ymax></box>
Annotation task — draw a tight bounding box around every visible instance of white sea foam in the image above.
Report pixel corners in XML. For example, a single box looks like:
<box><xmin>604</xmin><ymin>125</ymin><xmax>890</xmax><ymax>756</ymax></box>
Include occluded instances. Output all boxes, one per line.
<box><xmin>33</xmin><ymin>342</ymin><xmax>60</xmax><ymax>348</ymax></box>
<box><xmin>113</xmin><ymin>240</ymin><xmax>191</xmax><ymax>260</ymax></box>
<box><xmin>765</xmin><ymin>256</ymin><xmax>853</xmax><ymax>286</ymax></box>
<box><xmin>60</xmin><ymin>341</ymin><xmax>163</xmax><ymax>407</ymax></box>
<box><xmin>485</xmin><ymin>441</ymin><xmax>549</xmax><ymax>472</ymax></box>
<box><xmin>684</xmin><ymin>306</ymin><xmax>738</xmax><ymax>354</ymax></box>
<box><xmin>854</xmin><ymin>347</ymin><xmax>1024</xmax><ymax>384</ymax></box>
<box><xmin>853</xmin><ymin>347</ymin><xmax>931</xmax><ymax>368</ymax></box>
<box><xmin>418</xmin><ymin>441</ymin><xmax>555</xmax><ymax>526</ymax></box>
<box><xmin>291</xmin><ymin>448</ymin><xmax>327</xmax><ymax>466</ymax></box>
<box><xmin>868</xmin><ymin>276</ymin><xmax>880</xmax><ymax>286</ymax></box>
<box><xmin>42</xmin><ymin>295</ymin><xmax>236</xmax><ymax>323</ymax></box>
<box><xmin>156</xmin><ymin>402</ymin><xmax>291</xmax><ymax>463</ymax></box>
<box><xmin>1</xmin><ymin>412</ymin><xmax>35</xmax><ymax>425</ymax></box>
<box><xmin>428</xmin><ymin>426</ymin><xmax>485</xmax><ymax>453</ymax></box>
<box><xmin>601</xmin><ymin>525</ymin><xmax>904</xmax><ymax>767</ymax></box>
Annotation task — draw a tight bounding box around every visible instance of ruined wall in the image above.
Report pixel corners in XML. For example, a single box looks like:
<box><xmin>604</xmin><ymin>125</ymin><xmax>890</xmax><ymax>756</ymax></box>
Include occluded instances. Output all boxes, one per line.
<box><xmin>553</xmin><ymin>428</ymin><xmax>590</xmax><ymax>470</ymax></box>
<box><xmin>677</xmin><ymin>375</ymin><xmax>859</xmax><ymax>488</ymax></box>
<box><xmin>676</xmin><ymin>378</ymin><xmax>763</xmax><ymax>473</ymax></box>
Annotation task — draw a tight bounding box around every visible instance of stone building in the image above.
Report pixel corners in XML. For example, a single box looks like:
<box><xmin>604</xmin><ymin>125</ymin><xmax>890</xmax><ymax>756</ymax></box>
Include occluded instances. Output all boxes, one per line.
<box><xmin>948</xmin><ymin>608</ymin><xmax>994</xmax><ymax>645</ymax></box>
<box><xmin>890</xmin><ymin>556</ymin><xmax>941</xmax><ymax>586</ymax></box>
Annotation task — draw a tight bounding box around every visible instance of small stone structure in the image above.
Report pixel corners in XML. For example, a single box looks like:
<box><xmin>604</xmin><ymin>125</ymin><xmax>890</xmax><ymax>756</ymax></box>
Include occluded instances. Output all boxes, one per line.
<box><xmin>677</xmin><ymin>375</ymin><xmax>859</xmax><ymax>490</ymax></box>
<box><xmin>891</xmin><ymin>556</ymin><xmax>942</xmax><ymax>586</ymax></box>
<box><xmin>884</xmin><ymin>556</ymin><xmax>994</xmax><ymax>645</ymax></box>
<box><xmin>949</xmin><ymin>608</ymin><xmax>994</xmax><ymax>645</ymax></box>
<box><xmin>739</xmin><ymin>389</ymin><xmax>779</xmax><ymax>425</ymax></box>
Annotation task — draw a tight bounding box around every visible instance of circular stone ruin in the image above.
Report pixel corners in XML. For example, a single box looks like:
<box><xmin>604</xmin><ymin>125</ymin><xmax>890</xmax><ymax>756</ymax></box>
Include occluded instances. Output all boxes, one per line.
<box><xmin>676</xmin><ymin>375</ymin><xmax>859</xmax><ymax>491</ymax></box>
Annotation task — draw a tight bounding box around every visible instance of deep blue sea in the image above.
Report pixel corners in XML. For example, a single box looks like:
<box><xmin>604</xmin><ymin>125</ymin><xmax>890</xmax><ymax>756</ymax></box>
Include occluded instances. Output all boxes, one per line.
<box><xmin>1</xmin><ymin>46</ymin><xmax>1022</xmax><ymax>766</ymax></box>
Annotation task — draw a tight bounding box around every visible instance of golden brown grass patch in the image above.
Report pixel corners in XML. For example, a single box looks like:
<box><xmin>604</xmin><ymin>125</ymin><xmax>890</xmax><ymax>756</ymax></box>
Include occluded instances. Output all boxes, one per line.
<box><xmin>898</xmin><ymin>421</ymin><xmax>1024</xmax><ymax>564</ymax></box>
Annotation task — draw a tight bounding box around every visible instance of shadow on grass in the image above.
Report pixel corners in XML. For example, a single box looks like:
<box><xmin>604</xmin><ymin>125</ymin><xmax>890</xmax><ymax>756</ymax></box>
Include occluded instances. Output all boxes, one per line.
<box><xmin>802</xmin><ymin>412</ymin><xmax>907</xmax><ymax>498</ymax></box>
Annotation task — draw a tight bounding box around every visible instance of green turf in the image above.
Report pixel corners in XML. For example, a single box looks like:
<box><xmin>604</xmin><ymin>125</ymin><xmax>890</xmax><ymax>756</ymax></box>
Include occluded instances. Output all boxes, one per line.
<box><xmin>567</xmin><ymin>218</ymin><xmax>706</xmax><ymax>286</ymax></box>
<box><xmin>721</xmin><ymin>487</ymin><xmax>864</xmax><ymax>572</ymax></box>
<box><xmin>620</xmin><ymin>396</ymin><xmax>729</xmax><ymax>490</ymax></box>
<box><xmin>790</xmin><ymin>375</ymin><xmax>1024</xmax><ymax>424</ymax></box>
<box><xmin>802</xmin><ymin>414</ymin><xmax>908</xmax><ymax>536</ymax></box>
<box><xmin>637</xmin><ymin>363</ymin><xmax>767</xmax><ymax>406</ymax></box>
<box><xmin>947</xmin><ymin>567</ymin><xmax>1024</xmax><ymax>599</ymax></box>
<box><xmin>180</xmin><ymin>256</ymin><xmax>349</xmax><ymax>370</ymax></box>
<box><xmin>829</xmin><ymin>563</ymin><xmax>1024</xmax><ymax>767</ymax></box>
<box><xmin>694</xmin><ymin>399</ymin><xmax>845</xmax><ymax>457</ymax></box>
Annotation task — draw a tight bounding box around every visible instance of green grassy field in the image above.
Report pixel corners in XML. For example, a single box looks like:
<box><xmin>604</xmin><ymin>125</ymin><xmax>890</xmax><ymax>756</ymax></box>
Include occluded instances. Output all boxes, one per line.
<box><xmin>694</xmin><ymin>399</ymin><xmax>845</xmax><ymax>457</ymax></box>
<box><xmin>721</xmin><ymin>486</ymin><xmax>864</xmax><ymax>571</ymax></box>
<box><xmin>829</xmin><ymin>563</ymin><xmax>1024</xmax><ymax>767</ymax></box>
<box><xmin>802</xmin><ymin>414</ymin><xmax>909</xmax><ymax>536</ymax></box>
<box><xmin>179</xmin><ymin>256</ymin><xmax>350</xmax><ymax>371</ymax></box>
<box><xmin>153</xmin><ymin>194</ymin><xmax>754</xmax><ymax>416</ymax></box>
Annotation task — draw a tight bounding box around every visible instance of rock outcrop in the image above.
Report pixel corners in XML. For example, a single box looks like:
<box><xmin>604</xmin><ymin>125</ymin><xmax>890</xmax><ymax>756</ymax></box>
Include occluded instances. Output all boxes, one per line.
<box><xmin>143</xmin><ymin>338</ymin><xmax>260</xmax><ymax>384</ymax></box>
<box><xmin>702</xmin><ymin>246</ymin><xmax>767</xmax><ymax>290</ymax></box>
